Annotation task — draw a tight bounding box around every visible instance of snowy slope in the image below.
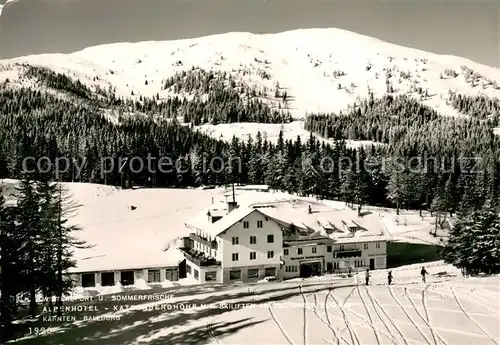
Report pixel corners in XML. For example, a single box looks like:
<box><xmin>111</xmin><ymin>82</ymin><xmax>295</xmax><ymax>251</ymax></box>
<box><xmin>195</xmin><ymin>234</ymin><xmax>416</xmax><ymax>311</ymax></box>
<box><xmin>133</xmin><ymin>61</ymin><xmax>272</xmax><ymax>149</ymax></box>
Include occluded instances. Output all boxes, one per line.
<box><xmin>12</xmin><ymin>262</ymin><xmax>500</xmax><ymax>345</ymax></box>
<box><xmin>1</xmin><ymin>28</ymin><xmax>500</xmax><ymax>122</ymax></box>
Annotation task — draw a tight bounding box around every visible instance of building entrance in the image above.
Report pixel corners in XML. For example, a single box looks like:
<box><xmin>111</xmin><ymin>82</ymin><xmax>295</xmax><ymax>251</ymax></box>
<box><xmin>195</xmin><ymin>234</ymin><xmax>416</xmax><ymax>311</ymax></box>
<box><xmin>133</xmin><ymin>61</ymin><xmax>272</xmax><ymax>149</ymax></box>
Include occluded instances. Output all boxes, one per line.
<box><xmin>300</xmin><ymin>261</ymin><xmax>321</xmax><ymax>278</ymax></box>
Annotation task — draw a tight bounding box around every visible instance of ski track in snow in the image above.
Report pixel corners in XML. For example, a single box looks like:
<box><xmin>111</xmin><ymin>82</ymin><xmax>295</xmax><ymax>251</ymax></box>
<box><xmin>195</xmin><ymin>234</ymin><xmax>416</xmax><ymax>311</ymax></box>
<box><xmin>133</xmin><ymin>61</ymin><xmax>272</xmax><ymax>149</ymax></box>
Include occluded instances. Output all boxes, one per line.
<box><xmin>334</xmin><ymin>286</ymin><xmax>397</xmax><ymax>342</ymax></box>
<box><xmin>445</xmin><ymin>285</ymin><xmax>500</xmax><ymax>317</ymax></box>
<box><xmin>421</xmin><ymin>285</ymin><xmax>448</xmax><ymax>345</ymax></box>
<box><xmin>312</xmin><ymin>291</ymin><xmax>344</xmax><ymax>345</ymax></box>
<box><xmin>356</xmin><ymin>284</ymin><xmax>383</xmax><ymax>345</ymax></box>
<box><xmin>322</xmin><ymin>289</ymin><xmax>347</xmax><ymax>345</ymax></box>
<box><xmin>268</xmin><ymin>302</ymin><xmax>294</xmax><ymax>345</ymax></box>
<box><xmin>298</xmin><ymin>284</ymin><xmax>308</xmax><ymax>345</ymax></box>
<box><xmin>367</xmin><ymin>286</ymin><xmax>410</xmax><ymax>345</ymax></box>
<box><xmin>363</xmin><ymin>285</ymin><xmax>399</xmax><ymax>345</ymax></box>
<box><xmin>330</xmin><ymin>286</ymin><xmax>362</xmax><ymax>345</ymax></box>
<box><xmin>206</xmin><ymin>320</ymin><xmax>224</xmax><ymax>345</ymax></box>
<box><xmin>389</xmin><ymin>285</ymin><xmax>433</xmax><ymax>345</ymax></box>
<box><xmin>404</xmin><ymin>286</ymin><xmax>444</xmax><ymax>345</ymax></box>
<box><xmin>449</xmin><ymin>286</ymin><xmax>500</xmax><ymax>345</ymax></box>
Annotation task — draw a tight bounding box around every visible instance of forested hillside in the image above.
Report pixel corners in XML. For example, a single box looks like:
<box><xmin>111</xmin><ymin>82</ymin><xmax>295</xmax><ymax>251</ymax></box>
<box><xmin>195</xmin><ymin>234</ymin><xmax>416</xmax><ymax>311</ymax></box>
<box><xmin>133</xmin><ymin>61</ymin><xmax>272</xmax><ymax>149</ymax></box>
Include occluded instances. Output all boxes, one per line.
<box><xmin>1</xmin><ymin>76</ymin><xmax>499</xmax><ymax>215</ymax></box>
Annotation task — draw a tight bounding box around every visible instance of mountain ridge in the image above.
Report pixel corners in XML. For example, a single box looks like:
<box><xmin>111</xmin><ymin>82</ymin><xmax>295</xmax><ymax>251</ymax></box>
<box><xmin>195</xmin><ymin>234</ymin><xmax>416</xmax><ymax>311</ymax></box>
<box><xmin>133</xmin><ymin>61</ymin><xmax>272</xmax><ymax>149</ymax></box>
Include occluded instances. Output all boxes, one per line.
<box><xmin>1</xmin><ymin>27</ymin><xmax>500</xmax><ymax>123</ymax></box>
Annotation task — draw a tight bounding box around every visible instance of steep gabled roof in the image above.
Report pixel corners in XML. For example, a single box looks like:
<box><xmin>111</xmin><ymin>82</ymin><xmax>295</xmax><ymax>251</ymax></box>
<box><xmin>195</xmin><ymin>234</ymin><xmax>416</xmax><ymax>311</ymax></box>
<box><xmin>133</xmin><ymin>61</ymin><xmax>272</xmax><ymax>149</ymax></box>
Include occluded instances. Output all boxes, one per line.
<box><xmin>189</xmin><ymin>206</ymin><xmax>274</xmax><ymax>238</ymax></box>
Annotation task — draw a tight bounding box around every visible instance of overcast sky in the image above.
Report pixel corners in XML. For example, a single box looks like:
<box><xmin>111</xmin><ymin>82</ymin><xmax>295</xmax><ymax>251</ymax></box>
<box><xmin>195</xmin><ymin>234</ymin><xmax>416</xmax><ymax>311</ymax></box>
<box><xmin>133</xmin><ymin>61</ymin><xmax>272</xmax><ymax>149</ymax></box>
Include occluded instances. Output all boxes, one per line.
<box><xmin>0</xmin><ymin>0</ymin><xmax>499</xmax><ymax>67</ymax></box>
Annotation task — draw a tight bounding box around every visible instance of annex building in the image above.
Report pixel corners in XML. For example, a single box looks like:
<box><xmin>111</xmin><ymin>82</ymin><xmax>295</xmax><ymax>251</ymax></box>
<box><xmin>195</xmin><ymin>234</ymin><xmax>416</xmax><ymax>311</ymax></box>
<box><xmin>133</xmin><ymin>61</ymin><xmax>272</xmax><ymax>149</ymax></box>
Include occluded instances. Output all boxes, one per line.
<box><xmin>180</xmin><ymin>197</ymin><xmax>392</xmax><ymax>284</ymax></box>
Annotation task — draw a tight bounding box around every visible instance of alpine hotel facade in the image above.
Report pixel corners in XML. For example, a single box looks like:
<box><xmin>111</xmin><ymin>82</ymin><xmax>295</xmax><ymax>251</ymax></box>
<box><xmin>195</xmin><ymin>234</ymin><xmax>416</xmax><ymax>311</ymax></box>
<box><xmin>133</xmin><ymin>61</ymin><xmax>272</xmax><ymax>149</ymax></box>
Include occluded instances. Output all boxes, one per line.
<box><xmin>180</xmin><ymin>198</ymin><xmax>391</xmax><ymax>284</ymax></box>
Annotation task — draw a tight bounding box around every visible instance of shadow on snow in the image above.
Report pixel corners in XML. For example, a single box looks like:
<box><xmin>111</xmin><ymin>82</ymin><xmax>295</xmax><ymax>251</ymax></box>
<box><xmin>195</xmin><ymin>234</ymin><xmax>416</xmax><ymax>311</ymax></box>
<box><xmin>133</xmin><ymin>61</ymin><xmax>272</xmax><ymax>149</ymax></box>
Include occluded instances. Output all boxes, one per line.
<box><xmin>12</xmin><ymin>281</ymin><xmax>343</xmax><ymax>345</ymax></box>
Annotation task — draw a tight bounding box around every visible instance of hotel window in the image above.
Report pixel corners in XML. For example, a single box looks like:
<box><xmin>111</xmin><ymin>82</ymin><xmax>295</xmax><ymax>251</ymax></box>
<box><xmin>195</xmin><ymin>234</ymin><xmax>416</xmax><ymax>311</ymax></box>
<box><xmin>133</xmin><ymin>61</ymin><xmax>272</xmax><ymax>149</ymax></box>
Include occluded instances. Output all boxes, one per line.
<box><xmin>250</xmin><ymin>236</ymin><xmax>257</xmax><ymax>244</ymax></box>
<box><xmin>297</xmin><ymin>248</ymin><xmax>303</xmax><ymax>255</ymax></box>
<box><xmin>257</xmin><ymin>220</ymin><xmax>263</xmax><ymax>228</ymax></box>
<box><xmin>81</xmin><ymin>273</ymin><xmax>96</xmax><ymax>288</ymax></box>
<box><xmin>232</xmin><ymin>253</ymin><xmax>239</xmax><ymax>261</ymax></box>
<box><xmin>327</xmin><ymin>245</ymin><xmax>332</xmax><ymax>252</ymax></box>
<box><xmin>267</xmin><ymin>251</ymin><xmax>274</xmax><ymax>259</ymax></box>
<box><xmin>205</xmin><ymin>271</ymin><xmax>217</xmax><ymax>281</ymax></box>
<box><xmin>265</xmin><ymin>267</ymin><xmax>276</xmax><ymax>277</ymax></box>
<box><xmin>147</xmin><ymin>269</ymin><xmax>161</xmax><ymax>283</ymax></box>
<box><xmin>312</xmin><ymin>247</ymin><xmax>317</xmax><ymax>254</ymax></box>
<box><xmin>248</xmin><ymin>269</ymin><xmax>259</xmax><ymax>279</ymax></box>
<box><xmin>364</xmin><ymin>243</ymin><xmax>369</xmax><ymax>250</ymax></box>
<box><xmin>267</xmin><ymin>234</ymin><xmax>274</xmax><ymax>243</ymax></box>
<box><xmin>340</xmin><ymin>245</ymin><xmax>345</xmax><ymax>251</ymax></box>
<box><xmin>232</xmin><ymin>237</ymin><xmax>239</xmax><ymax>245</ymax></box>
<box><xmin>243</xmin><ymin>221</ymin><xmax>249</xmax><ymax>228</ymax></box>
<box><xmin>376</xmin><ymin>242</ymin><xmax>381</xmax><ymax>249</ymax></box>
<box><xmin>250</xmin><ymin>252</ymin><xmax>256</xmax><ymax>260</ymax></box>
<box><xmin>194</xmin><ymin>269</ymin><xmax>199</xmax><ymax>280</ymax></box>
<box><xmin>101</xmin><ymin>272</ymin><xmax>115</xmax><ymax>287</ymax></box>
<box><xmin>230</xmin><ymin>270</ymin><xmax>241</xmax><ymax>280</ymax></box>
<box><xmin>284</xmin><ymin>249</ymin><xmax>289</xmax><ymax>256</ymax></box>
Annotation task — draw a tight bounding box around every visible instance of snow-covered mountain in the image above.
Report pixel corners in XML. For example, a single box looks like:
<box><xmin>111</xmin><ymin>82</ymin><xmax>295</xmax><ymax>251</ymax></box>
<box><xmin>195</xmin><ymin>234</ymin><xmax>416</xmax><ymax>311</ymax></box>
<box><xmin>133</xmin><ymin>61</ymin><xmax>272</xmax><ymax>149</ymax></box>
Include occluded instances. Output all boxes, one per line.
<box><xmin>1</xmin><ymin>28</ymin><xmax>499</xmax><ymax>143</ymax></box>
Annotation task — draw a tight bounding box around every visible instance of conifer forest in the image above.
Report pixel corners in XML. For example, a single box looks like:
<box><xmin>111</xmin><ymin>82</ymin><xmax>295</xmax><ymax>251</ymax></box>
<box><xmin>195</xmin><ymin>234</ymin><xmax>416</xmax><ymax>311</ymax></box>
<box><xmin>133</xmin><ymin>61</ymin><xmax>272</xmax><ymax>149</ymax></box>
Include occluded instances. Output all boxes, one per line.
<box><xmin>0</xmin><ymin>66</ymin><xmax>499</xmax><ymax>342</ymax></box>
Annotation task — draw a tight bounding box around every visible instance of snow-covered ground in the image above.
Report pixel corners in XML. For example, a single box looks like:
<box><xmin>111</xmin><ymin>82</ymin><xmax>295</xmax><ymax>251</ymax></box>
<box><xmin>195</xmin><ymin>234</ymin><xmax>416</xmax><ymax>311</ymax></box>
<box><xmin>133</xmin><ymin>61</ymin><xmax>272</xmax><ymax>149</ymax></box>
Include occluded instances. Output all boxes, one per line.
<box><xmin>10</xmin><ymin>261</ymin><xmax>500</xmax><ymax>345</ymax></box>
<box><xmin>196</xmin><ymin>121</ymin><xmax>386</xmax><ymax>147</ymax></box>
<box><xmin>0</xmin><ymin>179</ymin><xmax>445</xmax><ymax>277</ymax></box>
<box><xmin>1</xmin><ymin>28</ymin><xmax>500</xmax><ymax>147</ymax></box>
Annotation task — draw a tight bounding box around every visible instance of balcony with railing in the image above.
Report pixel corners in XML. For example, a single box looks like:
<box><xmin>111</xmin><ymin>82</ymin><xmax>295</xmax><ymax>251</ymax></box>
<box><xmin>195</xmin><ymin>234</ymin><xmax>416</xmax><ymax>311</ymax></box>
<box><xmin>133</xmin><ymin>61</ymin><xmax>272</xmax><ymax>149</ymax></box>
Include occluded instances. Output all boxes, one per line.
<box><xmin>179</xmin><ymin>247</ymin><xmax>221</xmax><ymax>267</ymax></box>
<box><xmin>334</xmin><ymin>249</ymin><xmax>362</xmax><ymax>259</ymax></box>
<box><xmin>189</xmin><ymin>233</ymin><xmax>218</xmax><ymax>250</ymax></box>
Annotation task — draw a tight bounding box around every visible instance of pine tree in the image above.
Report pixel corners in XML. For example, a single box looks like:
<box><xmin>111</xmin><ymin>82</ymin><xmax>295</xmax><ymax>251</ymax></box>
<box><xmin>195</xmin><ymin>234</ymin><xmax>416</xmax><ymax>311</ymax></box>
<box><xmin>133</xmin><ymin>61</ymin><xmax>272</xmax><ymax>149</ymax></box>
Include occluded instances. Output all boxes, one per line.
<box><xmin>443</xmin><ymin>201</ymin><xmax>500</xmax><ymax>275</ymax></box>
<box><xmin>15</xmin><ymin>177</ymin><xmax>43</xmax><ymax>317</ymax></box>
<box><xmin>386</xmin><ymin>163</ymin><xmax>412</xmax><ymax>215</ymax></box>
<box><xmin>0</xmin><ymin>188</ymin><xmax>16</xmax><ymax>344</ymax></box>
<box><xmin>51</xmin><ymin>184</ymin><xmax>89</xmax><ymax>315</ymax></box>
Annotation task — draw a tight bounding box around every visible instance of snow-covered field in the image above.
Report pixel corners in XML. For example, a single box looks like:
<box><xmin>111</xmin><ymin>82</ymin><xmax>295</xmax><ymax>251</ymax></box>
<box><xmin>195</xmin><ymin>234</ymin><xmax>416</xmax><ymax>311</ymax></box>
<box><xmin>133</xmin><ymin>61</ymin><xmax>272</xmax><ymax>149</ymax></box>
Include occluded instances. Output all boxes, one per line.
<box><xmin>196</xmin><ymin>121</ymin><xmax>386</xmax><ymax>148</ymax></box>
<box><xmin>1</xmin><ymin>28</ymin><xmax>500</xmax><ymax>145</ymax></box>
<box><xmin>0</xmin><ymin>179</ymin><xmax>446</xmax><ymax>277</ymax></box>
<box><xmin>10</xmin><ymin>262</ymin><xmax>500</xmax><ymax>345</ymax></box>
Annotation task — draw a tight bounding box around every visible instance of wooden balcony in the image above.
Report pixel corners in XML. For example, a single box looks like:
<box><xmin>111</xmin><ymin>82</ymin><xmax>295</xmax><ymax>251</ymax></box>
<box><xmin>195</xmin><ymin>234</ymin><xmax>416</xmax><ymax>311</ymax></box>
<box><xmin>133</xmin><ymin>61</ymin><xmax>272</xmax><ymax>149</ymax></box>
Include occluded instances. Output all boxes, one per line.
<box><xmin>179</xmin><ymin>248</ymin><xmax>221</xmax><ymax>267</ymax></box>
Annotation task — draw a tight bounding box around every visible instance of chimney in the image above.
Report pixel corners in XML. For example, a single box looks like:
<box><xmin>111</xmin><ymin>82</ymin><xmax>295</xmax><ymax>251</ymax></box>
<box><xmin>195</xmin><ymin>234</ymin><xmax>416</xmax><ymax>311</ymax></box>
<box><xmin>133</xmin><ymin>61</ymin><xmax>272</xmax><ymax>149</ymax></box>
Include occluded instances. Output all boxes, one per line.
<box><xmin>227</xmin><ymin>182</ymin><xmax>238</xmax><ymax>213</ymax></box>
<box><xmin>228</xmin><ymin>201</ymin><xmax>238</xmax><ymax>213</ymax></box>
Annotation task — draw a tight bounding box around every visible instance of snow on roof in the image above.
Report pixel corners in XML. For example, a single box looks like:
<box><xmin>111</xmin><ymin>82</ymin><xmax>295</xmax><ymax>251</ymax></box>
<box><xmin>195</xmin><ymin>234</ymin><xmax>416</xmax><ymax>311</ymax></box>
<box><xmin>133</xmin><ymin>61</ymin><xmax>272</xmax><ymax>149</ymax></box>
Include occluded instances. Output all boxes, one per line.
<box><xmin>258</xmin><ymin>202</ymin><xmax>391</xmax><ymax>243</ymax></box>
<box><xmin>68</xmin><ymin>247</ymin><xmax>184</xmax><ymax>273</ymax></box>
<box><xmin>187</xmin><ymin>206</ymin><xmax>262</xmax><ymax>238</ymax></box>
<box><xmin>208</xmin><ymin>208</ymin><xmax>228</xmax><ymax>217</ymax></box>
<box><xmin>234</xmin><ymin>185</ymin><xmax>269</xmax><ymax>191</ymax></box>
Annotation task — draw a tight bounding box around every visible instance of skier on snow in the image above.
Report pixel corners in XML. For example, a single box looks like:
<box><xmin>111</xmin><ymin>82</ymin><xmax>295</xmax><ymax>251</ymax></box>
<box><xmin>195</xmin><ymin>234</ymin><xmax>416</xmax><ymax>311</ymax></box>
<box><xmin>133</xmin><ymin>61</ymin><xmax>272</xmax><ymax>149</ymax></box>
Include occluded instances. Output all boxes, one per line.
<box><xmin>387</xmin><ymin>271</ymin><xmax>393</xmax><ymax>285</ymax></box>
<box><xmin>421</xmin><ymin>266</ymin><xmax>428</xmax><ymax>283</ymax></box>
<box><xmin>365</xmin><ymin>268</ymin><xmax>370</xmax><ymax>285</ymax></box>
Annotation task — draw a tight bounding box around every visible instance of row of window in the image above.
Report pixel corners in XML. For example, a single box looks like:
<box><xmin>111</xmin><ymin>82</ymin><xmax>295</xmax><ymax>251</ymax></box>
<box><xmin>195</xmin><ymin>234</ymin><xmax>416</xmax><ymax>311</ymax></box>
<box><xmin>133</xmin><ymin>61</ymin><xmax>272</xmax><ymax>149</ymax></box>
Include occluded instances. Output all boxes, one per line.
<box><xmin>242</xmin><ymin>220</ymin><xmax>265</xmax><ymax>229</ymax></box>
<box><xmin>232</xmin><ymin>251</ymin><xmax>274</xmax><ymax>261</ymax></box>
<box><xmin>81</xmin><ymin>269</ymin><xmax>178</xmax><ymax>287</ymax></box>
<box><xmin>284</xmin><ymin>265</ymin><xmax>298</xmax><ymax>272</ymax></box>
<box><xmin>354</xmin><ymin>260</ymin><xmax>365</xmax><ymax>267</ymax></box>
<box><xmin>229</xmin><ymin>267</ymin><xmax>276</xmax><ymax>280</ymax></box>
<box><xmin>283</xmin><ymin>246</ymin><xmax>316</xmax><ymax>256</ymax></box>
<box><xmin>232</xmin><ymin>234</ymin><xmax>274</xmax><ymax>245</ymax></box>
<box><xmin>283</xmin><ymin>243</ymin><xmax>381</xmax><ymax>256</ymax></box>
